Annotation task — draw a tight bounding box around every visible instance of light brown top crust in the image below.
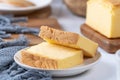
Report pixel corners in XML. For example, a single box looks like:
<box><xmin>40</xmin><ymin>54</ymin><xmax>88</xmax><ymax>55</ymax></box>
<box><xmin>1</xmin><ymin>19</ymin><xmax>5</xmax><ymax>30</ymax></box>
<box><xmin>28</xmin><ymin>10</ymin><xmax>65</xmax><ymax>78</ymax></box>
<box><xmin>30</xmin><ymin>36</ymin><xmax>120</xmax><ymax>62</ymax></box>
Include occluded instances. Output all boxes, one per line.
<box><xmin>89</xmin><ymin>0</ymin><xmax>120</xmax><ymax>6</ymax></box>
<box><xmin>105</xmin><ymin>0</ymin><xmax>120</xmax><ymax>6</ymax></box>
<box><xmin>39</xmin><ymin>26</ymin><xmax>79</xmax><ymax>44</ymax></box>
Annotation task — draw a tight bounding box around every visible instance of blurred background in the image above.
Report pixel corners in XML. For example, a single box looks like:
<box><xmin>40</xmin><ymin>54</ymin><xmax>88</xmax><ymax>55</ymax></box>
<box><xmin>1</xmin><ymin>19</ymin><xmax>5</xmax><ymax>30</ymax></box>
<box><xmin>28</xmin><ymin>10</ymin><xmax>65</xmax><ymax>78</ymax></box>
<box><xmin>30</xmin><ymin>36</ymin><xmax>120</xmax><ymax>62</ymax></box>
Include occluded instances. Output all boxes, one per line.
<box><xmin>51</xmin><ymin>0</ymin><xmax>86</xmax><ymax>33</ymax></box>
<box><xmin>0</xmin><ymin>0</ymin><xmax>117</xmax><ymax>80</ymax></box>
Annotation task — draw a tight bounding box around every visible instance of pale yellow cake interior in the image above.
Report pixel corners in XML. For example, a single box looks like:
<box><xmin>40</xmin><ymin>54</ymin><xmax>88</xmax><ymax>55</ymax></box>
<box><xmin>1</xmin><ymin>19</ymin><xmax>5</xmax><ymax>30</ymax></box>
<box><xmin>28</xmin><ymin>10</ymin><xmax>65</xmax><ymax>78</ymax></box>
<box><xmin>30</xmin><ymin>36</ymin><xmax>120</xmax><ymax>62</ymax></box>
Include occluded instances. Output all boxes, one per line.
<box><xmin>21</xmin><ymin>42</ymin><xmax>83</xmax><ymax>69</ymax></box>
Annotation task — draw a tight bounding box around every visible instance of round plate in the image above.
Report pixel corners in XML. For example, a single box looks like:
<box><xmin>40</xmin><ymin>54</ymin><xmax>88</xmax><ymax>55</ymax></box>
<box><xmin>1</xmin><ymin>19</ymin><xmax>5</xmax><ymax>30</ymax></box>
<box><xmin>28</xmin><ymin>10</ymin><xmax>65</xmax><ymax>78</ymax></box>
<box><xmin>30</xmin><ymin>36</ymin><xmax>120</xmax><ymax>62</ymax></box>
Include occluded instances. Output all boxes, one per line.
<box><xmin>0</xmin><ymin>0</ymin><xmax>52</xmax><ymax>15</ymax></box>
<box><xmin>14</xmin><ymin>49</ymin><xmax>101</xmax><ymax>77</ymax></box>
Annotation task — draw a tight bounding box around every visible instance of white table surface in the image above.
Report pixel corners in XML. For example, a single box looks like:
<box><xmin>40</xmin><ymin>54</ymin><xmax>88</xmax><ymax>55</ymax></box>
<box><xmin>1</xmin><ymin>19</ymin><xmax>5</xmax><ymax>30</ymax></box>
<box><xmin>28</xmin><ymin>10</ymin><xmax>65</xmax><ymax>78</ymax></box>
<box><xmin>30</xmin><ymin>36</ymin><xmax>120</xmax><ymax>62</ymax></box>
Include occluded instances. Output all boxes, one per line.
<box><xmin>50</xmin><ymin>0</ymin><xmax>117</xmax><ymax>80</ymax></box>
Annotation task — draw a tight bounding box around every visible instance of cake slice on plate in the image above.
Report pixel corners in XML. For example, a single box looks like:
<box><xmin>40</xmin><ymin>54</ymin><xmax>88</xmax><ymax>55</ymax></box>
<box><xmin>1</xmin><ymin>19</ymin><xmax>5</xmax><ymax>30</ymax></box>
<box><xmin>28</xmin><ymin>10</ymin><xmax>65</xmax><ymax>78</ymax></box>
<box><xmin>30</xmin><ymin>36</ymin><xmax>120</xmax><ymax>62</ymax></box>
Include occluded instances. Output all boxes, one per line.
<box><xmin>39</xmin><ymin>26</ymin><xmax>98</xmax><ymax>57</ymax></box>
<box><xmin>21</xmin><ymin>42</ymin><xmax>83</xmax><ymax>69</ymax></box>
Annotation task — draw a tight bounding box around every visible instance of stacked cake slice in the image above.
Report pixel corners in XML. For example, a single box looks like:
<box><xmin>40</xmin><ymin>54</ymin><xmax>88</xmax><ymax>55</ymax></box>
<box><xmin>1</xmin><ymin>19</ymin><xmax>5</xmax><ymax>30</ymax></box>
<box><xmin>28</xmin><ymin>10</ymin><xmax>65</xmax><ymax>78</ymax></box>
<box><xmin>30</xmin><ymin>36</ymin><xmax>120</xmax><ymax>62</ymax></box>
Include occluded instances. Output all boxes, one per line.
<box><xmin>21</xmin><ymin>26</ymin><xmax>98</xmax><ymax>69</ymax></box>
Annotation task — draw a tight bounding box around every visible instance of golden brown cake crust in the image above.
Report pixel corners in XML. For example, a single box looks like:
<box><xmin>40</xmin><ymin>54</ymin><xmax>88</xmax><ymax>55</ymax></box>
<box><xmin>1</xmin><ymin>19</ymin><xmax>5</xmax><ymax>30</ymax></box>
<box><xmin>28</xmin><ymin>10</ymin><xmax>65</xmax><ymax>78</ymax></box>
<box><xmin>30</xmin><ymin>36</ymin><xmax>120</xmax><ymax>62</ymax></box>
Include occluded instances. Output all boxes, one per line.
<box><xmin>21</xmin><ymin>50</ymin><xmax>58</xmax><ymax>69</ymax></box>
<box><xmin>105</xmin><ymin>0</ymin><xmax>120</xmax><ymax>6</ymax></box>
<box><xmin>1</xmin><ymin>0</ymin><xmax>35</xmax><ymax>7</ymax></box>
<box><xmin>89</xmin><ymin>0</ymin><xmax>120</xmax><ymax>6</ymax></box>
<box><xmin>39</xmin><ymin>26</ymin><xmax>79</xmax><ymax>44</ymax></box>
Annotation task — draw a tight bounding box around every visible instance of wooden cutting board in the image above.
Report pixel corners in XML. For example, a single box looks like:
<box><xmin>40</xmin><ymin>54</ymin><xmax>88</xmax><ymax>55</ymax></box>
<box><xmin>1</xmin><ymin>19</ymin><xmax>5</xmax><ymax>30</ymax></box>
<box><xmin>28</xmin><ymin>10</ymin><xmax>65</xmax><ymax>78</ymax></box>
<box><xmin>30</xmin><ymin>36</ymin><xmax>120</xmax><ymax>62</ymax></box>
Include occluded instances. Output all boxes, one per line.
<box><xmin>80</xmin><ymin>24</ymin><xmax>120</xmax><ymax>53</ymax></box>
<box><xmin>5</xmin><ymin>18</ymin><xmax>62</xmax><ymax>46</ymax></box>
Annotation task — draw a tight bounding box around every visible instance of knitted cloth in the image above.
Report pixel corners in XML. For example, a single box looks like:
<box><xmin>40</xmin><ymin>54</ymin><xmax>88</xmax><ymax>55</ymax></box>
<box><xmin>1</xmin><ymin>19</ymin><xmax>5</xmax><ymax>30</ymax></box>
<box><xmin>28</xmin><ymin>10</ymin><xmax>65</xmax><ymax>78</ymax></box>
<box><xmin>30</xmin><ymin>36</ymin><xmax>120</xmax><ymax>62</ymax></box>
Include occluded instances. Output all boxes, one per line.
<box><xmin>0</xmin><ymin>36</ymin><xmax>52</xmax><ymax>80</ymax></box>
<box><xmin>0</xmin><ymin>15</ymin><xmax>39</xmax><ymax>37</ymax></box>
<box><xmin>0</xmin><ymin>15</ymin><xmax>52</xmax><ymax>80</ymax></box>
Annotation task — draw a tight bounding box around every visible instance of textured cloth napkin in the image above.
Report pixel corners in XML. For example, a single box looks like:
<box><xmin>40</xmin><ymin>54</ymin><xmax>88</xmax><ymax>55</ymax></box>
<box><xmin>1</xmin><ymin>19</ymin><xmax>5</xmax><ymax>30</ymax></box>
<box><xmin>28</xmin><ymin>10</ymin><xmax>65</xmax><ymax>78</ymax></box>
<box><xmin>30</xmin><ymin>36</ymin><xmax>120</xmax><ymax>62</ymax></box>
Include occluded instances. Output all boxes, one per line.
<box><xmin>0</xmin><ymin>15</ymin><xmax>52</xmax><ymax>80</ymax></box>
<box><xmin>0</xmin><ymin>15</ymin><xmax>39</xmax><ymax>38</ymax></box>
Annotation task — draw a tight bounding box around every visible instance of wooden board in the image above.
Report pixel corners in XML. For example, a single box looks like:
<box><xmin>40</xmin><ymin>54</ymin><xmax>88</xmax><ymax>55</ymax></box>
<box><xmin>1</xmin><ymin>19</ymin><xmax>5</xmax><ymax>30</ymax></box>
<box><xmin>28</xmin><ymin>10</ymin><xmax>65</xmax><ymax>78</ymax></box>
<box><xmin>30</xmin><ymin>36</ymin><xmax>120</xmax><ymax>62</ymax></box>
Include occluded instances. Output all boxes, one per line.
<box><xmin>80</xmin><ymin>24</ymin><xmax>120</xmax><ymax>53</ymax></box>
<box><xmin>5</xmin><ymin>18</ymin><xmax>62</xmax><ymax>46</ymax></box>
<box><xmin>17</xmin><ymin>18</ymin><xmax>61</xmax><ymax>29</ymax></box>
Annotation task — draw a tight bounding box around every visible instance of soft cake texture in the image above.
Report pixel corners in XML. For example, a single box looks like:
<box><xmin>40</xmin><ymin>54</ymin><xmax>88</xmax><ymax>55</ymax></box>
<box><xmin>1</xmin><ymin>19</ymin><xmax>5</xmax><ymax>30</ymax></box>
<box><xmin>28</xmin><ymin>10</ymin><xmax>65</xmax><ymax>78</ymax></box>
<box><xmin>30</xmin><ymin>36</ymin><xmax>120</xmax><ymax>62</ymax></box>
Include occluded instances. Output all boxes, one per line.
<box><xmin>86</xmin><ymin>0</ymin><xmax>120</xmax><ymax>38</ymax></box>
<box><xmin>21</xmin><ymin>42</ymin><xmax>83</xmax><ymax>69</ymax></box>
<box><xmin>39</xmin><ymin>26</ymin><xmax>98</xmax><ymax>57</ymax></box>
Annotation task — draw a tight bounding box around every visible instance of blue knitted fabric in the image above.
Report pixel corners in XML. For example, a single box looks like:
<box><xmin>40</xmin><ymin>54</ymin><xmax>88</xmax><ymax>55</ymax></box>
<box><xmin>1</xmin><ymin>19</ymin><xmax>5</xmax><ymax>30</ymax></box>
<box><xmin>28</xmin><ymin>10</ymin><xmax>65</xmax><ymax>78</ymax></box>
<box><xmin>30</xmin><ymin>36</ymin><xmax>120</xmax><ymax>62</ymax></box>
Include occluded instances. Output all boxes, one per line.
<box><xmin>0</xmin><ymin>36</ymin><xmax>52</xmax><ymax>80</ymax></box>
<box><xmin>0</xmin><ymin>15</ymin><xmax>39</xmax><ymax>38</ymax></box>
<box><xmin>0</xmin><ymin>15</ymin><xmax>52</xmax><ymax>80</ymax></box>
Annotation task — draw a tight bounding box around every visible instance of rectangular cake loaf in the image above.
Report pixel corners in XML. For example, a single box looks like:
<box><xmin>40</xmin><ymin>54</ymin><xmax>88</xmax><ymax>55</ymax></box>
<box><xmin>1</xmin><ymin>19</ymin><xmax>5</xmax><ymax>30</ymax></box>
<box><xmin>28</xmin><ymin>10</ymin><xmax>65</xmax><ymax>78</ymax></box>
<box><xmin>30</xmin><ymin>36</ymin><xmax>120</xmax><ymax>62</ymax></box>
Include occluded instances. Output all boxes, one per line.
<box><xmin>86</xmin><ymin>0</ymin><xmax>120</xmax><ymax>38</ymax></box>
<box><xmin>21</xmin><ymin>42</ymin><xmax>83</xmax><ymax>69</ymax></box>
<box><xmin>39</xmin><ymin>26</ymin><xmax>98</xmax><ymax>57</ymax></box>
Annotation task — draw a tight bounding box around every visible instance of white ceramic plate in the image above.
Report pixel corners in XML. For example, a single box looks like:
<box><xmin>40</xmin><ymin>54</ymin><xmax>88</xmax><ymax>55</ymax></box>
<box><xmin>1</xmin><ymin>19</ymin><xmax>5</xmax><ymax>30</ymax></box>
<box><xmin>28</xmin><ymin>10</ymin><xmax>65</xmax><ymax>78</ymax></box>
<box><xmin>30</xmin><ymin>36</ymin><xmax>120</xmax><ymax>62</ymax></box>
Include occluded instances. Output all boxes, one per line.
<box><xmin>0</xmin><ymin>0</ymin><xmax>52</xmax><ymax>15</ymax></box>
<box><xmin>14</xmin><ymin>49</ymin><xmax>101</xmax><ymax>77</ymax></box>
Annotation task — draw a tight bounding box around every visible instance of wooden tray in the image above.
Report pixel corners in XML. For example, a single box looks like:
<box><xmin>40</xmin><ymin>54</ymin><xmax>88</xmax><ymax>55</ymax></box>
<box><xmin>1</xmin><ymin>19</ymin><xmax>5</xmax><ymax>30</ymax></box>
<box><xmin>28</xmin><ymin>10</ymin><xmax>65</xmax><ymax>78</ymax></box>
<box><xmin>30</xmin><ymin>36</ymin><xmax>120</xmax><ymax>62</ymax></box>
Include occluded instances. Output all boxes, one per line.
<box><xmin>80</xmin><ymin>24</ymin><xmax>120</xmax><ymax>53</ymax></box>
